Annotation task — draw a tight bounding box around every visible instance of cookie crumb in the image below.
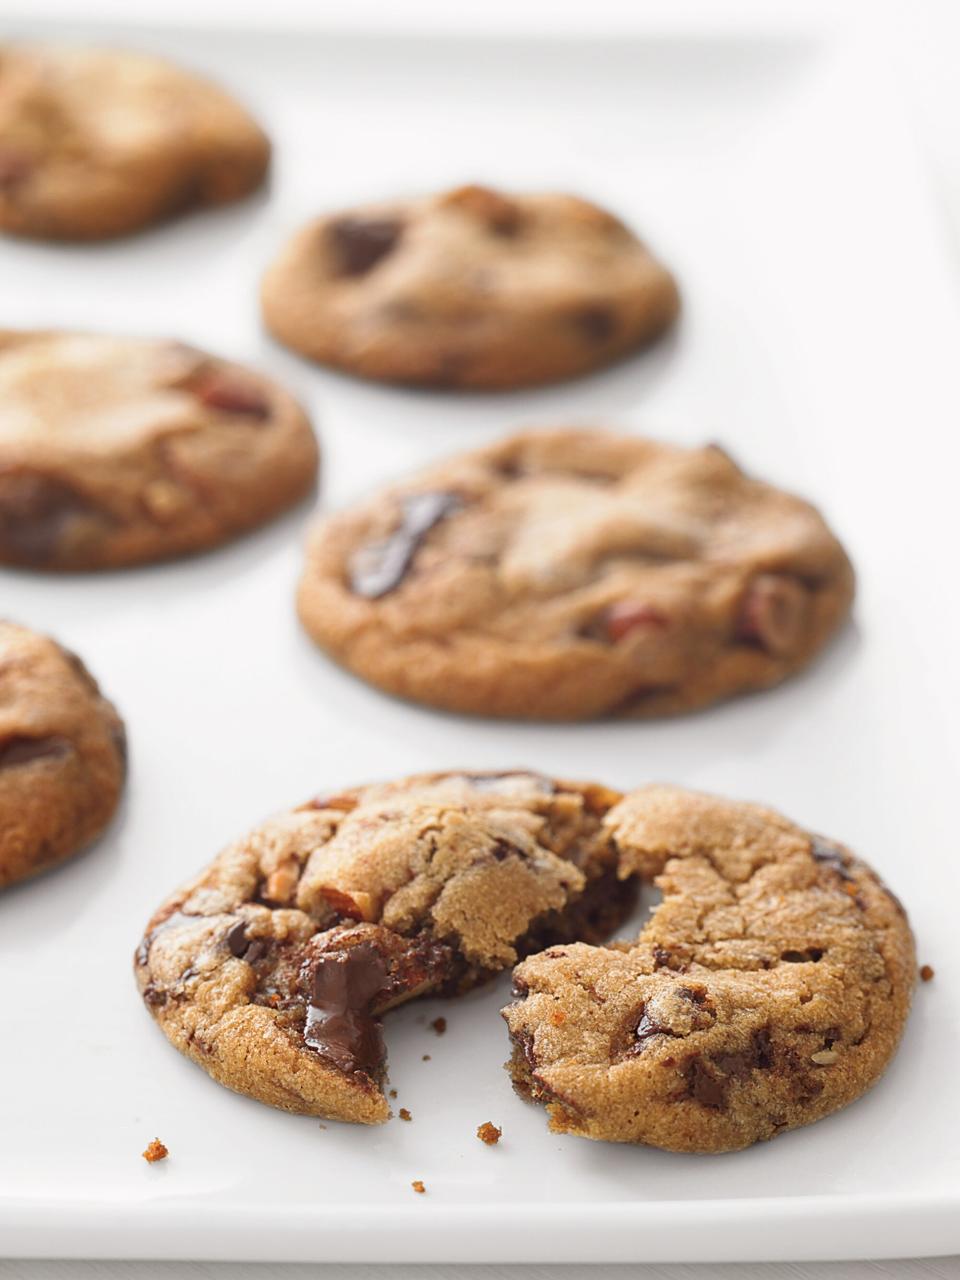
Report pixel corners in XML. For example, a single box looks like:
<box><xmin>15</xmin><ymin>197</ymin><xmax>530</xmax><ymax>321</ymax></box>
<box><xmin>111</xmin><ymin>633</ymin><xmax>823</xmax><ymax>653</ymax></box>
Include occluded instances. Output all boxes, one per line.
<box><xmin>422</xmin><ymin>1054</ymin><xmax>431</xmax><ymax>1061</ymax></box>
<box><xmin>389</xmin><ymin>1088</ymin><xmax>398</xmax><ymax>1099</ymax></box>
<box><xmin>399</xmin><ymin>1107</ymin><xmax>412</xmax><ymax>1122</ymax></box>
<box><xmin>476</xmin><ymin>1122</ymin><xmax>502</xmax><ymax>1146</ymax></box>
<box><xmin>920</xmin><ymin>964</ymin><xmax>935</xmax><ymax>982</ymax></box>
<box><xmin>142</xmin><ymin>1139</ymin><xmax>168</xmax><ymax>1163</ymax></box>
<box><xmin>431</xmin><ymin>1017</ymin><xmax>447</xmax><ymax>1035</ymax></box>
<box><xmin>411</xmin><ymin>1179</ymin><xmax>426</xmax><ymax>1194</ymax></box>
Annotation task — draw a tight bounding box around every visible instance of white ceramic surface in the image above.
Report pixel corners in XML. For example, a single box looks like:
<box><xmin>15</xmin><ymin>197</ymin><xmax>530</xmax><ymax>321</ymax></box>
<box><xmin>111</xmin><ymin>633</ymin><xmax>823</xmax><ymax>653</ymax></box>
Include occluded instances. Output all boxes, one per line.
<box><xmin>0</xmin><ymin>12</ymin><xmax>958</xmax><ymax>1265</ymax></box>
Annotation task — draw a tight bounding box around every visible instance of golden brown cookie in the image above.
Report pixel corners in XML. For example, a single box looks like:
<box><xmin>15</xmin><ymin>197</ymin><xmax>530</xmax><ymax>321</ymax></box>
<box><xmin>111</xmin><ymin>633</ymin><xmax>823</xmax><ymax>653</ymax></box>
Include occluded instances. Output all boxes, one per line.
<box><xmin>261</xmin><ymin>184</ymin><xmax>679</xmax><ymax>388</ymax></box>
<box><xmin>0</xmin><ymin>45</ymin><xmax>270</xmax><ymax>240</ymax></box>
<box><xmin>134</xmin><ymin>771</ymin><xmax>633</xmax><ymax>1123</ymax></box>
<box><xmin>297</xmin><ymin>429</ymin><xmax>854</xmax><ymax>719</ymax></box>
<box><xmin>0</xmin><ymin>331</ymin><xmax>318</xmax><ymax>570</ymax></box>
<box><xmin>0</xmin><ymin>621</ymin><xmax>126</xmax><ymax>889</ymax></box>
<box><xmin>503</xmin><ymin>786</ymin><xmax>915</xmax><ymax>1153</ymax></box>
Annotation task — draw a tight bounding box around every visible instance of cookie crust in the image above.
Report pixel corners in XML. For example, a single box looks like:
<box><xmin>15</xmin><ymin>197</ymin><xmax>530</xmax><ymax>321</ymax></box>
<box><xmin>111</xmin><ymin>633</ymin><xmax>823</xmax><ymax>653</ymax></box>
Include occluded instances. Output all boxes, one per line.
<box><xmin>297</xmin><ymin>428</ymin><xmax>854</xmax><ymax>719</ymax></box>
<box><xmin>0</xmin><ymin>45</ymin><xmax>270</xmax><ymax>240</ymax></box>
<box><xmin>503</xmin><ymin>786</ymin><xmax>916</xmax><ymax>1153</ymax></box>
<box><xmin>0</xmin><ymin>331</ymin><xmax>318</xmax><ymax>570</ymax></box>
<box><xmin>134</xmin><ymin>771</ymin><xmax>632</xmax><ymax>1124</ymax></box>
<box><xmin>0</xmin><ymin>621</ymin><xmax>126</xmax><ymax>889</ymax></box>
<box><xmin>261</xmin><ymin>185</ymin><xmax>679</xmax><ymax>389</ymax></box>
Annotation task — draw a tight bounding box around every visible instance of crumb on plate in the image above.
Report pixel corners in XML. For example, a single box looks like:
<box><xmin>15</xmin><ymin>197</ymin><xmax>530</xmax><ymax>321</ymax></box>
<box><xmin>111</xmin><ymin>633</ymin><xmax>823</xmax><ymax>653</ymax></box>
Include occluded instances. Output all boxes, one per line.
<box><xmin>476</xmin><ymin>1122</ymin><xmax>502</xmax><ymax>1146</ymax></box>
<box><xmin>142</xmin><ymin>1139</ymin><xmax>168</xmax><ymax>1163</ymax></box>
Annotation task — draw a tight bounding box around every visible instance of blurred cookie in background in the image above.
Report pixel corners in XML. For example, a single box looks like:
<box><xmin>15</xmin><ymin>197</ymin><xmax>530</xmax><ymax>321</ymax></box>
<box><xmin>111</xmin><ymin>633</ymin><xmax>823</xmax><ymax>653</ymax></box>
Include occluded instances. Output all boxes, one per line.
<box><xmin>0</xmin><ymin>621</ymin><xmax>126</xmax><ymax>889</ymax></box>
<box><xmin>297</xmin><ymin>428</ymin><xmax>854</xmax><ymax>719</ymax></box>
<box><xmin>0</xmin><ymin>331</ymin><xmax>318</xmax><ymax>570</ymax></box>
<box><xmin>262</xmin><ymin>184</ymin><xmax>679</xmax><ymax>389</ymax></box>
<box><xmin>0</xmin><ymin>45</ymin><xmax>270</xmax><ymax>240</ymax></box>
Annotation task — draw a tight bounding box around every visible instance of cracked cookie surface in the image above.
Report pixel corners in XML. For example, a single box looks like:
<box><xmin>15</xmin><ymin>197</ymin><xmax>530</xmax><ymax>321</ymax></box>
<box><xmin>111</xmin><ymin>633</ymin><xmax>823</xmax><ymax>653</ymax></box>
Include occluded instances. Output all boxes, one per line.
<box><xmin>261</xmin><ymin>184</ymin><xmax>679</xmax><ymax>389</ymax></box>
<box><xmin>134</xmin><ymin>771</ymin><xmax>633</xmax><ymax>1123</ymax></box>
<box><xmin>297</xmin><ymin>428</ymin><xmax>854</xmax><ymax>719</ymax></box>
<box><xmin>0</xmin><ymin>331</ymin><xmax>318</xmax><ymax>569</ymax></box>
<box><xmin>0</xmin><ymin>45</ymin><xmax>269</xmax><ymax>240</ymax></box>
<box><xmin>0</xmin><ymin>621</ymin><xmax>126</xmax><ymax>888</ymax></box>
<box><xmin>503</xmin><ymin>786</ymin><xmax>915</xmax><ymax>1153</ymax></box>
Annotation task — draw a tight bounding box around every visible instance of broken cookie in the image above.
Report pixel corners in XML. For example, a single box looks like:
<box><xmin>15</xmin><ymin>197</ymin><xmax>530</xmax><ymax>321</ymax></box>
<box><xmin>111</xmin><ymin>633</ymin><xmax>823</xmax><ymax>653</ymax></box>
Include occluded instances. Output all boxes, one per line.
<box><xmin>134</xmin><ymin>771</ymin><xmax>634</xmax><ymax>1123</ymax></box>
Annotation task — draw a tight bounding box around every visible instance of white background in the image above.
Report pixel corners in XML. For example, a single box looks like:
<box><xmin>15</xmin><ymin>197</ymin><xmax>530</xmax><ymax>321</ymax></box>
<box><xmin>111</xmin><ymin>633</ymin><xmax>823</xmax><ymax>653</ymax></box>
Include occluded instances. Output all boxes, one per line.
<box><xmin>2</xmin><ymin>0</ymin><xmax>960</xmax><ymax>1276</ymax></box>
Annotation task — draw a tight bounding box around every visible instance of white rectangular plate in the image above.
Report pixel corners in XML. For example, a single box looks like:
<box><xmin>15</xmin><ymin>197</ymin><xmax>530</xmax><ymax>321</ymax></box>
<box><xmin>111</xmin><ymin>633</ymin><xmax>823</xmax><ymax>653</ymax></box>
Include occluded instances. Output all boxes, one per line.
<box><xmin>0</xmin><ymin>11</ymin><xmax>958</xmax><ymax>1265</ymax></box>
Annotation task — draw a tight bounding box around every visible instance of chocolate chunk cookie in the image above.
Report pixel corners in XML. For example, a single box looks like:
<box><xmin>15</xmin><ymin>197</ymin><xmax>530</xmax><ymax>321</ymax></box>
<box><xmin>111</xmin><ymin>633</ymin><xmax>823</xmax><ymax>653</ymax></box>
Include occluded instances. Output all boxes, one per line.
<box><xmin>261</xmin><ymin>184</ymin><xmax>679</xmax><ymax>388</ymax></box>
<box><xmin>0</xmin><ymin>621</ymin><xmax>126</xmax><ymax>888</ymax></box>
<box><xmin>0</xmin><ymin>331</ymin><xmax>318</xmax><ymax>570</ymax></box>
<box><xmin>503</xmin><ymin>786</ymin><xmax>915</xmax><ymax>1153</ymax></box>
<box><xmin>0</xmin><ymin>45</ymin><xmax>269</xmax><ymax>240</ymax></box>
<box><xmin>297</xmin><ymin>429</ymin><xmax>854</xmax><ymax>719</ymax></box>
<box><xmin>134</xmin><ymin>771</ymin><xmax>633</xmax><ymax>1123</ymax></box>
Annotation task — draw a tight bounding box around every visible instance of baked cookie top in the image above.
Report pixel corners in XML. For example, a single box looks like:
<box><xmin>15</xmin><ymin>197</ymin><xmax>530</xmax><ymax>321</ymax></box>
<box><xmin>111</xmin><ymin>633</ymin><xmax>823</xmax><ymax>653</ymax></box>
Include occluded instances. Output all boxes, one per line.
<box><xmin>261</xmin><ymin>184</ymin><xmax>679</xmax><ymax>389</ymax></box>
<box><xmin>297</xmin><ymin>429</ymin><xmax>854</xmax><ymax>719</ymax></box>
<box><xmin>134</xmin><ymin>771</ymin><xmax>632</xmax><ymax>1124</ymax></box>
<box><xmin>0</xmin><ymin>45</ymin><xmax>270</xmax><ymax>240</ymax></box>
<box><xmin>0</xmin><ymin>621</ymin><xmax>126</xmax><ymax>889</ymax></box>
<box><xmin>0</xmin><ymin>331</ymin><xmax>318</xmax><ymax>570</ymax></box>
<box><xmin>503</xmin><ymin>786</ymin><xmax>915</xmax><ymax>1153</ymax></box>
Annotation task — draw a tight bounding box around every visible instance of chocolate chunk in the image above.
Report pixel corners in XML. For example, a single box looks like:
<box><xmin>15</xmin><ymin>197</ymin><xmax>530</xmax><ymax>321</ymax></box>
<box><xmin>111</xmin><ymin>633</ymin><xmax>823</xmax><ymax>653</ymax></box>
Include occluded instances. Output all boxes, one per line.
<box><xmin>0</xmin><ymin>734</ymin><xmax>71</xmax><ymax>769</ymax></box>
<box><xmin>0</xmin><ymin>470</ymin><xmax>110</xmax><ymax>563</ymax></box>
<box><xmin>191</xmin><ymin>369</ymin><xmax>270</xmax><ymax>419</ymax></box>
<box><xmin>328</xmin><ymin>217</ymin><xmax>404</xmax><ymax>277</ymax></box>
<box><xmin>462</xmin><ymin>771</ymin><xmax>556</xmax><ymax>795</ymax></box>
<box><xmin>574</xmin><ymin>305</ymin><xmax>618</xmax><ymax>343</ymax></box>
<box><xmin>633</xmin><ymin>1008</ymin><xmax>665</xmax><ymax>1047</ymax></box>
<box><xmin>302</xmin><ymin>941</ymin><xmax>389</xmax><ymax>1076</ymax></box>
<box><xmin>348</xmin><ymin>491</ymin><xmax>462</xmax><ymax>598</ymax></box>
<box><xmin>780</xmin><ymin>948</ymin><xmax>824</xmax><ymax>963</ymax></box>
<box><xmin>810</xmin><ymin>836</ymin><xmax>855</xmax><ymax>883</ymax></box>
<box><xmin>224</xmin><ymin>920</ymin><xmax>269</xmax><ymax>964</ymax></box>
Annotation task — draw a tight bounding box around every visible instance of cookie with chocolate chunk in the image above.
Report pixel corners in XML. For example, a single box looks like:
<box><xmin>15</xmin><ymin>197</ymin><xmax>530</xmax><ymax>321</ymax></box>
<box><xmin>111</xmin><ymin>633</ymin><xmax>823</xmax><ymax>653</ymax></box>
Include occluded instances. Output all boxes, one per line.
<box><xmin>0</xmin><ymin>621</ymin><xmax>126</xmax><ymax>889</ymax></box>
<box><xmin>0</xmin><ymin>331</ymin><xmax>318</xmax><ymax>569</ymax></box>
<box><xmin>133</xmin><ymin>771</ymin><xmax>633</xmax><ymax>1123</ymax></box>
<box><xmin>0</xmin><ymin>45</ymin><xmax>269</xmax><ymax>240</ymax></box>
<box><xmin>260</xmin><ymin>184</ymin><xmax>679</xmax><ymax>388</ymax></box>
<box><xmin>297</xmin><ymin>428</ymin><xmax>854</xmax><ymax>719</ymax></box>
<box><xmin>503</xmin><ymin>786</ymin><xmax>916</xmax><ymax>1153</ymax></box>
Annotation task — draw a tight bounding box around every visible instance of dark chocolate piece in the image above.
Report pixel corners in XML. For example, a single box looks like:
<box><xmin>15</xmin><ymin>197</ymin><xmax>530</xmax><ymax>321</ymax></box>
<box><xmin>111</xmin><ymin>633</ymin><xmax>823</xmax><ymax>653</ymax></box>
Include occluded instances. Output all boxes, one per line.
<box><xmin>328</xmin><ymin>217</ymin><xmax>404</xmax><ymax>278</ymax></box>
<box><xmin>348</xmin><ymin>491</ymin><xmax>461</xmax><ymax>598</ymax></box>
<box><xmin>303</xmin><ymin>941</ymin><xmax>389</xmax><ymax>1075</ymax></box>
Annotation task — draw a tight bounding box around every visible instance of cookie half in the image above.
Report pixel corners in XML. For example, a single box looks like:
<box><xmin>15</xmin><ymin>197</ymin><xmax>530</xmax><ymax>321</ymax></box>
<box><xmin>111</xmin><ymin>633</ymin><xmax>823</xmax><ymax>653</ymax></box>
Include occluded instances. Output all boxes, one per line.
<box><xmin>0</xmin><ymin>621</ymin><xmax>126</xmax><ymax>889</ymax></box>
<box><xmin>0</xmin><ymin>45</ymin><xmax>270</xmax><ymax>240</ymax></box>
<box><xmin>297</xmin><ymin>429</ymin><xmax>854</xmax><ymax>719</ymax></box>
<box><xmin>261</xmin><ymin>184</ymin><xmax>679</xmax><ymax>388</ymax></box>
<box><xmin>503</xmin><ymin>786</ymin><xmax>915</xmax><ymax>1153</ymax></box>
<box><xmin>134</xmin><ymin>771</ymin><xmax>633</xmax><ymax>1123</ymax></box>
<box><xmin>0</xmin><ymin>331</ymin><xmax>318</xmax><ymax>570</ymax></box>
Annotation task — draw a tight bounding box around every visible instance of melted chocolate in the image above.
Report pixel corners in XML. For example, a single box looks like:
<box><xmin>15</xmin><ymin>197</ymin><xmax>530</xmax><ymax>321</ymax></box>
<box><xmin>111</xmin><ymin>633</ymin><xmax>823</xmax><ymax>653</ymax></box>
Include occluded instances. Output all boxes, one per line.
<box><xmin>303</xmin><ymin>942</ymin><xmax>389</xmax><ymax>1075</ymax></box>
<box><xmin>810</xmin><ymin>836</ymin><xmax>854</xmax><ymax>883</ymax></box>
<box><xmin>0</xmin><ymin>470</ymin><xmax>109</xmax><ymax>563</ymax></box>
<box><xmin>0</xmin><ymin>735</ymin><xmax>71</xmax><ymax>769</ymax></box>
<box><xmin>328</xmin><ymin>217</ymin><xmax>404</xmax><ymax>277</ymax></box>
<box><xmin>348</xmin><ymin>491</ymin><xmax>461</xmax><ymax>598</ymax></box>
